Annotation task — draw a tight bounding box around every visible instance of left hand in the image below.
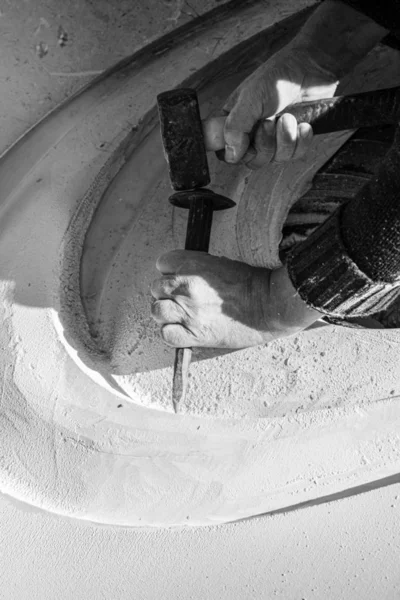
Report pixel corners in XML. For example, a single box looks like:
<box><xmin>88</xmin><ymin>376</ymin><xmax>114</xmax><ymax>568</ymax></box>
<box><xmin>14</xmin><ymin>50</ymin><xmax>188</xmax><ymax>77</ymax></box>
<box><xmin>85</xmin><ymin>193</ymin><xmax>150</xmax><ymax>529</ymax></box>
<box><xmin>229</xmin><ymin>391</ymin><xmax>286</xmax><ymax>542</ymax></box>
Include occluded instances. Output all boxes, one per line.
<box><xmin>150</xmin><ymin>250</ymin><xmax>319</xmax><ymax>349</ymax></box>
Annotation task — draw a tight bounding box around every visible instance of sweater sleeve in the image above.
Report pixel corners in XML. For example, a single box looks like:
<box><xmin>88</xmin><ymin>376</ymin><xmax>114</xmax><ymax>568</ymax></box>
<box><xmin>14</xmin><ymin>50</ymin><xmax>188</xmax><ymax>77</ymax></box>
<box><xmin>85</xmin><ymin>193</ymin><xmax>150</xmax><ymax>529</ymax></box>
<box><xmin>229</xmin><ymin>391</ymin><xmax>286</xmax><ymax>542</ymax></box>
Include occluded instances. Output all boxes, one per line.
<box><xmin>287</xmin><ymin>124</ymin><xmax>400</xmax><ymax>317</ymax></box>
<box><xmin>286</xmin><ymin>2</ymin><xmax>400</xmax><ymax>318</ymax></box>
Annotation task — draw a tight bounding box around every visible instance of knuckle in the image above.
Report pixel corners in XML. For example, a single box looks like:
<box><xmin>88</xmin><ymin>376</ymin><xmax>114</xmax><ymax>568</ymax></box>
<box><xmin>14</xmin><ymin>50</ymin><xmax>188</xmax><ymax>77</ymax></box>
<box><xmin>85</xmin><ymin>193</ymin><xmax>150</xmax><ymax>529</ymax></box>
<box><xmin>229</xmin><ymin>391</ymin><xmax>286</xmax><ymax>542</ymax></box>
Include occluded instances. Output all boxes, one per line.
<box><xmin>184</xmin><ymin>276</ymin><xmax>197</xmax><ymax>295</ymax></box>
<box><xmin>171</xmin><ymin>276</ymin><xmax>189</xmax><ymax>296</ymax></box>
<box><xmin>155</xmin><ymin>252</ymin><xmax>169</xmax><ymax>272</ymax></box>
<box><xmin>185</xmin><ymin>274</ymin><xmax>207</xmax><ymax>299</ymax></box>
<box><xmin>274</xmin><ymin>156</ymin><xmax>288</xmax><ymax>164</ymax></box>
<box><xmin>203</xmin><ymin>116</ymin><xmax>225</xmax><ymax>151</ymax></box>
<box><xmin>280</xmin><ymin>128</ymin><xmax>297</xmax><ymax>147</ymax></box>
<box><xmin>152</xmin><ymin>299</ymin><xmax>187</xmax><ymax>327</ymax></box>
<box><xmin>151</xmin><ymin>299</ymin><xmax>172</xmax><ymax>324</ymax></box>
<box><xmin>294</xmin><ymin>144</ymin><xmax>308</xmax><ymax>160</ymax></box>
<box><xmin>165</xmin><ymin>275</ymin><xmax>179</xmax><ymax>290</ymax></box>
<box><xmin>150</xmin><ymin>300</ymin><xmax>163</xmax><ymax>319</ymax></box>
<box><xmin>274</xmin><ymin>140</ymin><xmax>296</xmax><ymax>163</ymax></box>
<box><xmin>167</xmin><ymin>275</ymin><xmax>188</xmax><ymax>297</ymax></box>
<box><xmin>161</xmin><ymin>325</ymin><xmax>187</xmax><ymax>347</ymax></box>
<box><xmin>150</xmin><ymin>279</ymin><xmax>163</xmax><ymax>298</ymax></box>
<box><xmin>150</xmin><ymin>279</ymin><xmax>159</xmax><ymax>297</ymax></box>
<box><xmin>245</xmin><ymin>160</ymin><xmax>263</xmax><ymax>170</ymax></box>
<box><xmin>278</xmin><ymin>114</ymin><xmax>297</xmax><ymax>143</ymax></box>
<box><xmin>156</xmin><ymin>249</ymin><xmax>185</xmax><ymax>273</ymax></box>
<box><xmin>273</xmin><ymin>152</ymin><xmax>290</xmax><ymax>164</ymax></box>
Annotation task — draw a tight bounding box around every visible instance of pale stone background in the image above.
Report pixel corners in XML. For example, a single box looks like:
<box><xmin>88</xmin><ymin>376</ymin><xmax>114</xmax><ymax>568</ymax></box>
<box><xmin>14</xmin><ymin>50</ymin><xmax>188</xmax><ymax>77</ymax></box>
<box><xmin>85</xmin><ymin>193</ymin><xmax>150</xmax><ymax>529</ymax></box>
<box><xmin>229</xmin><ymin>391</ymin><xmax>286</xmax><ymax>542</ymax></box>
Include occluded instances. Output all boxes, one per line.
<box><xmin>0</xmin><ymin>1</ymin><xmax>400</xmax><ymax>598</ymax></box>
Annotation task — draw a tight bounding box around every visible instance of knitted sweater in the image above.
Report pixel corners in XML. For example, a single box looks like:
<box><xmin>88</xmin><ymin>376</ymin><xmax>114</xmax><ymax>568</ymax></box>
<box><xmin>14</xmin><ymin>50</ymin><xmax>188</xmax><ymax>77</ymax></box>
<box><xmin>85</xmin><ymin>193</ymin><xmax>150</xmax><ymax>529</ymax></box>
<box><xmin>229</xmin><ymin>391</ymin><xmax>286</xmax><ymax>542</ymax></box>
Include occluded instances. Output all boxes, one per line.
<box><xmin>287</xmin><ymin>0</ymin><xmax>400</xmax><ymax>317</ymax></box>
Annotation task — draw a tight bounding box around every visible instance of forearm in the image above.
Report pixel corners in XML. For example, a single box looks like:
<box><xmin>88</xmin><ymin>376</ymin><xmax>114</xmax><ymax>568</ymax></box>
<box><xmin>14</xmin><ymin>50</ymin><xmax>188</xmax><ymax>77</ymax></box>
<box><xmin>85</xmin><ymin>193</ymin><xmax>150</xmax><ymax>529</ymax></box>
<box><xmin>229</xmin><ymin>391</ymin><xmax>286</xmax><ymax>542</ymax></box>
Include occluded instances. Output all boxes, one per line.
<box><xmin>292</xmin><ymin>0</ymin><xmax>388</xmax><ymax>78</ymax></box>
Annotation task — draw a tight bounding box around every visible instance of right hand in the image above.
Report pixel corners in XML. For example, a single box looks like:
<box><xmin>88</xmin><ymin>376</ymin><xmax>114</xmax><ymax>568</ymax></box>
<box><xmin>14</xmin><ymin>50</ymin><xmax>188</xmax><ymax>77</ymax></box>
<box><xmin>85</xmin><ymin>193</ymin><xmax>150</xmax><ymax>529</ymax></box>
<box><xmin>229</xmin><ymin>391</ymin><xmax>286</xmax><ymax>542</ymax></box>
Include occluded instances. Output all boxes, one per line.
<box><xmin>203</xmin><ymin>44</ymin><xmax>339</xmax><ymax>169</ymax></box>
<box><xmin>151</xmin><ymin>250</ymin><xmax>319</xmax><ymax>349</ymax></box>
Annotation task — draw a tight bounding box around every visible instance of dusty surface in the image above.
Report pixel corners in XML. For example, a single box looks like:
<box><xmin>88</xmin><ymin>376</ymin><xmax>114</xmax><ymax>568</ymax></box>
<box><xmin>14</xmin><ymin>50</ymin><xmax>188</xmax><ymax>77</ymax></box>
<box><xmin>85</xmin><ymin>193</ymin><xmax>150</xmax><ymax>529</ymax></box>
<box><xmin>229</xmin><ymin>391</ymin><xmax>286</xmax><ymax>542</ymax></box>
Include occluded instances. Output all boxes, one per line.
<box><xmin>0</xmin><ymin>0</ymin><xmax>400</xmax><ymax>531</ymax></box>
<box><xmin>2</xmin><ymin>485</ymin><xmax>400</xmax><ymax>600</ymax></box>
<box><xmin>1</xmin><ymin>1</ymin><xmax>400</xmax><ymax>598</ymax></box>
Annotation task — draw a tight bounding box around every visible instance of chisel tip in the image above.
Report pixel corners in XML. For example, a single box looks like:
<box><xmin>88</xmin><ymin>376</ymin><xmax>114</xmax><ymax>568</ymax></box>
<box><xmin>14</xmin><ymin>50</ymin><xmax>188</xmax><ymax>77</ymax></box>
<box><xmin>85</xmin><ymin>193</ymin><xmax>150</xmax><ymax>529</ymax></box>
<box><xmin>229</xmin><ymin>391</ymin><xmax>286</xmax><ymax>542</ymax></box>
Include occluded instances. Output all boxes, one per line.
<box><xmin>172</xmin><ymin>347</ymin><xmax>192</xmax><ymax>412</ymax></box>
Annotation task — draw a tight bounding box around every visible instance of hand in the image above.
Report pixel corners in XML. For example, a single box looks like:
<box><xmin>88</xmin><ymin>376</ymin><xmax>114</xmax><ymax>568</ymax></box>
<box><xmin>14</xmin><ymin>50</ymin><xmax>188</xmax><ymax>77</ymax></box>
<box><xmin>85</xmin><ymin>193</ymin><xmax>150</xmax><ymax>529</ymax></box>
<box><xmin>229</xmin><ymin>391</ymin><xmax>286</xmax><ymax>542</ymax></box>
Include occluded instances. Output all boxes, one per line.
<box><xmin>203</xmin><ymin>44</ymin><xmax>339</xmax><ymax>169</ymax></box>
<box><xmin>150</xmin><ymin>250</ymin><xmax>319</xmax><ymax>349</ymax></box>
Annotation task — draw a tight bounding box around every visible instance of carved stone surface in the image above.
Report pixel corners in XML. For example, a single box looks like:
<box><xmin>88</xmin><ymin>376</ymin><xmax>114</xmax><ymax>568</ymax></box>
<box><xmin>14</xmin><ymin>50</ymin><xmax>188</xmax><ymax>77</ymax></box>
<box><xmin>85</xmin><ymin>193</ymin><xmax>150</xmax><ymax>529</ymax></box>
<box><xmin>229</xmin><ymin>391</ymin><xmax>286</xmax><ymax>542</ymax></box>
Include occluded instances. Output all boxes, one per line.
<box><xmin>1</xmin><ymin>0</ymin><xmax>400</xmax><ymax>527</ymax></box>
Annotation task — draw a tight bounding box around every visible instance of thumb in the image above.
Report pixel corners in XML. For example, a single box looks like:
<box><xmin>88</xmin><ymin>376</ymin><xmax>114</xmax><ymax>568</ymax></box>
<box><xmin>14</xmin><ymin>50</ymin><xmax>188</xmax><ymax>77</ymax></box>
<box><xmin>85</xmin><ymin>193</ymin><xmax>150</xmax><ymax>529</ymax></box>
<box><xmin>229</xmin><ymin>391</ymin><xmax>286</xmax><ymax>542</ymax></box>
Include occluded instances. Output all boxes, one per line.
<box><xmin>161</xmin><ymin>324</ymin><xmax>199</xmax><ymax>348</ymax></box>
<box><xmin>223</xmin><ymin>100</ymin><xmax>257</xmax><ymax>164</ymax></box>
<box><xmin>223</xmin><ymin>79</ymin><xmax>277</xmax><ymax>164</ymax></box>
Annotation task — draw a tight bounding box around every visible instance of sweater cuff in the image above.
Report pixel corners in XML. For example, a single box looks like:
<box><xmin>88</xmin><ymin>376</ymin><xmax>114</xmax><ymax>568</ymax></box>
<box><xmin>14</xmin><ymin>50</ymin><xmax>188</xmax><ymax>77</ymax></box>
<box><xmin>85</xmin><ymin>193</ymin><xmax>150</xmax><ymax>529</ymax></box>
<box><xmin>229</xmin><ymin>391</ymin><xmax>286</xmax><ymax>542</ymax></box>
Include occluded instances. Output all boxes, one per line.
<box><xmin>286</xmin><ymin>208</ymin><xmax>400</xmax><ymax>318</ymax></box>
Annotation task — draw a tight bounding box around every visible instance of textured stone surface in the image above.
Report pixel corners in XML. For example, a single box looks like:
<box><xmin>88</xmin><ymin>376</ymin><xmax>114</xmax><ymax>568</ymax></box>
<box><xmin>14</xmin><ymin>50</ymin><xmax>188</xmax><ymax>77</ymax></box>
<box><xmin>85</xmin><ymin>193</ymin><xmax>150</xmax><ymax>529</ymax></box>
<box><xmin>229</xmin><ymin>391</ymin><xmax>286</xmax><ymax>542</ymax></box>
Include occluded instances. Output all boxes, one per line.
<box><xmin>0</xmin><ymin>0</ymin><xmax>229</xmax><ymax>156</ymax></box>
<box><xmin>1</xmin><ymin>1</ymin><xmax>400</xmax><ymax>598</ymax></box>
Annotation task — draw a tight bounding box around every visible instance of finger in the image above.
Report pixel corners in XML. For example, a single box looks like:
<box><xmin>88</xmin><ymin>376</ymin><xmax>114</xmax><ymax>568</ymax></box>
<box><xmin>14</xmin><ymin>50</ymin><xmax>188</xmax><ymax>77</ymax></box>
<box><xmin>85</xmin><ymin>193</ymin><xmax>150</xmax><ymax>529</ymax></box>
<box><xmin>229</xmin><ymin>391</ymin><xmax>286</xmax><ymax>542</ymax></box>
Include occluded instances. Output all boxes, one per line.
<box><xmin>156</xmin><ymin>249</ymin><xmax>191</xmax><ymax>274</ymax></box>
<box><xmin>151</xmin><ymin>275</ymin><xmax>197</xmax><ymax>303</ymax></box>
<box><xmin>151</xmin><ymin>299</ymin><xmax>186</xmax><ymax>325</ymax></box>
<box><xmin>151</xmin><ymin>276</ymin><xmax>179</xmax><ymax>299</ymax></box>
<box><xmin>156</xmin><ymin>249</ymin><xmax>208</xmax><ymax>275</ymax></box>
<box><xmin>223</xmin><ymin>124</ymin><xmax>250</xmax><ymax>164</ymax></box>
<box><xmin>223</xmin><ymin>98</ymin><xmax>257</xmax><ymax>163</ymax></box>
<box><xmin>240</xmin><ymin>146</ymin><xmax>257</xmax><ymax>168</ymax></box>
<box><xmin>161</xmin><ymin>324</ymin><xmax>198</xmax><ymax>348</ymax></box>
<box><xmin>243</xmin><ymin>119</ymin><xmax>276</xmax><ymax>169</ymax></box>
<box><xmin>292</xmin><ymin>122</ymin><xmax>313</xmax><ymax>160</ymax></box>
<box><xmin>202</xmin><ymin>116</ymin><xmax>226</xmax><ymax>151</ymax></box>
<box><xmin>273</xmin><ymin>113</ymin><xmax>298</xmax><ymax>163</ymax></box>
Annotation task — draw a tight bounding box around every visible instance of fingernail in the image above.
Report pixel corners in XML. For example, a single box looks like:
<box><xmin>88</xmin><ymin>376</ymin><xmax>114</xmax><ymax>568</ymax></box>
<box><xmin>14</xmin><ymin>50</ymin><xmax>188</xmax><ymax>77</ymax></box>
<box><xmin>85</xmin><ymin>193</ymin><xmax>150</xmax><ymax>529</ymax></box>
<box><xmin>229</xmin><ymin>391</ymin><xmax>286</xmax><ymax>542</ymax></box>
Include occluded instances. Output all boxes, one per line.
<box><xmin>301</xmin><ymin>127</ymin><xmax>313</xmax><ymax>139</ymax></box>
<box><xmin>225</xmin><ymin>145</ymin><xmax>236</xmax><ymax>163</ymax></box>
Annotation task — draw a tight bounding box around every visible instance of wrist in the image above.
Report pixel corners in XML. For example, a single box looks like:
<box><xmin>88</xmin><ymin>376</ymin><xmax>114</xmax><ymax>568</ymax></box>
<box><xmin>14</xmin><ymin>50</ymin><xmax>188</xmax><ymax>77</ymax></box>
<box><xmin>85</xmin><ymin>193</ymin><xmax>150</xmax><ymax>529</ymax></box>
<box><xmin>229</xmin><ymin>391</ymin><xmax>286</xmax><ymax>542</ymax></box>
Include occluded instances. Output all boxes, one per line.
<box><xmin>292</xmin><ymin>0</ymin><xmax>388</xmax><ymax>79</ymax></box>
<box><xmin>267</xmin><ymin>265</ymin><xmax>320</xmax><ymax>335</ymax></box>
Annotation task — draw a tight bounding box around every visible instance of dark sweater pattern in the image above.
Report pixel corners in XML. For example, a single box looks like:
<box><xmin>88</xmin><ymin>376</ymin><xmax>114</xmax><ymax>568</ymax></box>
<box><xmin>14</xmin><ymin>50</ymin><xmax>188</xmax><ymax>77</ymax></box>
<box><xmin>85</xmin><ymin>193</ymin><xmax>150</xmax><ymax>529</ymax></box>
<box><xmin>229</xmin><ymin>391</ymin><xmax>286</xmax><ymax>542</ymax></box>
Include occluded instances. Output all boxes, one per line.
<box><xmin>287</xmin><ymin>0</ymin><xmax>400</xmax><ymax>316</ymax></box>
